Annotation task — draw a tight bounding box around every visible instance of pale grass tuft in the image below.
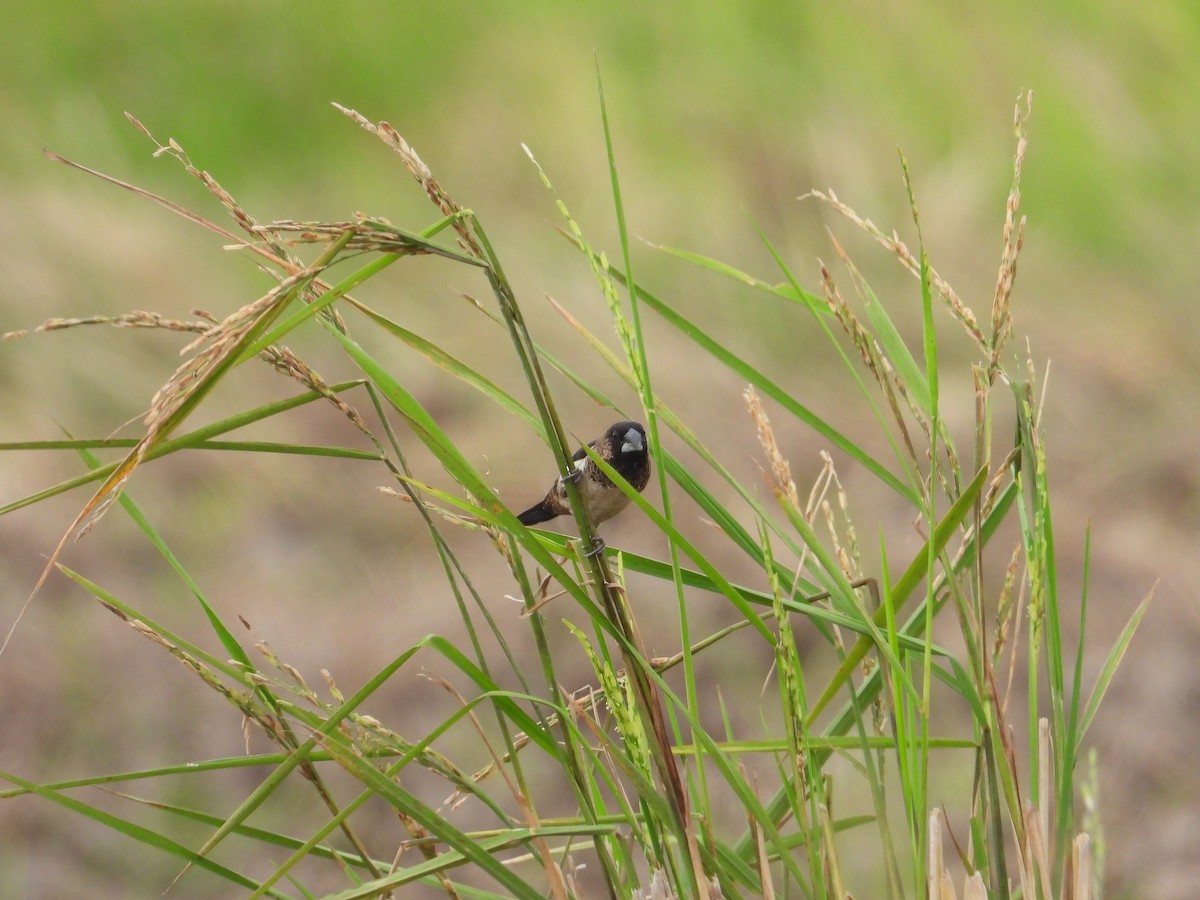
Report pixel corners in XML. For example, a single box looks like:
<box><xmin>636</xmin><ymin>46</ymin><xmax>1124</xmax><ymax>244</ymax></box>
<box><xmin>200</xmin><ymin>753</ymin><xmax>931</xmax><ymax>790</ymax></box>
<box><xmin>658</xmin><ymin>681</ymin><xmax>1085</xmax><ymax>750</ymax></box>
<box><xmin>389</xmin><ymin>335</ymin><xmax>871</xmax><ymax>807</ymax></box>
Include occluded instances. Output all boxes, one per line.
<box><xmin>631</xmin><ymin>869</ymin><xmax>723</xmax><ymax>900</ymax></box>
<box><xmin>991</xmin><ymin>542</ymin><xmax>1022</xmax><ymax>666</ymax></box>
<box><xmin>805</xmin><ymin>188</ymin><xmax>987</xmax><ymax>348</ymax></box>
<box><xmin>929</xmin><ymin>808</ymin><xmax>989</xmax><ymax>900</ymax></box>
<box><xmin>817</xmin><ymin>451</ymin><xmax>863</xmax><ymax>582</ymax></box>
<box><xmin>320</xmin><ymin>669</ymin><xmax>345</xmax><ymax>705</ymax></box>
<box><xmin>1072</xmin><ymin>835</ymin><xmax>1093</xmax><ymax>899</ymax></box>
<box><xmin>989</xmin><ymin>90</ymin><xmax>1033</xmax><ymax>375</ymax></box>
<box><xmin>962</xmin><ymin>873</ymin><xmax>988</xmax><ymax>899</ymax></box>
<box><xmin>331</xmin><ymin>102</ymin><xmax>483</xmax><ymax>259</ymax></box>
<box><xmin>818</xmin><ymin>258</ymin><xmax>920</xmax><ymax>465</ymax></box>
<box><xmin>125</xmin><ymin>113</ymin><xmax>267</xmax><ymax>251</ymax></box>
<box><xmin>3</xmin><ymin>311</ymin><xmax>209</xmax><ymax>342</ymax></box>
<box><xmin>744</xmin><ymin>385</ymin><xmax>798</xmax><ymax>508</ymax></box>
<box><xmin>925</xmin><ymin>718</ymin><xmax>1098</xmax><ymax>899</ymax></box>
<box><xmin>145</xmin><ymin>275</ymin><xmax>302</xmax><ymax>436</ymax></box>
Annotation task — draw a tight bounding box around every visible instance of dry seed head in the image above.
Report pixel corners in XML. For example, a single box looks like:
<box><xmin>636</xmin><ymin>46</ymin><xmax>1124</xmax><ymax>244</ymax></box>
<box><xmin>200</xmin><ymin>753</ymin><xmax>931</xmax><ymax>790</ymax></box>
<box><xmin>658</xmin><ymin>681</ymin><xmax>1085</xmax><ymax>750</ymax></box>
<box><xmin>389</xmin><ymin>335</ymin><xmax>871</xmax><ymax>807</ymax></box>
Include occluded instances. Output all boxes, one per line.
<box><xmin>254</xmin><ymin>640</ymin><xmax>280</xmax><ymax>666</ymax></box>
<box><xmin>379</xmin><ymin>120</ymin><xmax>434</xmax><ymax>183</ymax></box>
<box><xmin>819</xmin><ymin>496</ymin><xmax>855</xmax><ymax>581</ymax></box>
<box><xmin>269</xmin><ymin>347</ymin><xmax>370</xmax><ymax>433</ymax></box>
<box><xmin>819</xmin><ymin>259</ymin><xmax>876</xmax><ymax>376</ymax></box>
<box><xmin>144</xmin><ymin>270</ymin><xmax>310</xmax><ymax>442</ymax></box>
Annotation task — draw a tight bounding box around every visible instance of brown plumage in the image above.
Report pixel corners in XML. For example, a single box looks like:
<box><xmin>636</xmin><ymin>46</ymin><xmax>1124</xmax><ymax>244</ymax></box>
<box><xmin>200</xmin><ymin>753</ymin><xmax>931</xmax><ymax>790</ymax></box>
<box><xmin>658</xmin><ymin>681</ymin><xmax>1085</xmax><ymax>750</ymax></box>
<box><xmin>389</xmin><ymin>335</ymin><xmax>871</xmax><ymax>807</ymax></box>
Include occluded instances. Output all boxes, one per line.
<box><xmin>517</xmin><ymin>421</ymin><xmax>651</xmax><ymax>527</ymax></box>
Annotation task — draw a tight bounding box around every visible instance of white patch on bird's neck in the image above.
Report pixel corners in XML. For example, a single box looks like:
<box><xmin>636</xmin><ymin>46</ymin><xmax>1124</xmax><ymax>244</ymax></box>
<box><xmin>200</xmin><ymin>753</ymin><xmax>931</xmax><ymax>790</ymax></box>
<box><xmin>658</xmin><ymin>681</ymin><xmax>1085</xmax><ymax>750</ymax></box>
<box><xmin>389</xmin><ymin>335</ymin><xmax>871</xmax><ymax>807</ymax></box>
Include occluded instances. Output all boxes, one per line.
<box><xmin>621</xmin><ymin>428</ymin><xmax>644</xmax><ymax>453</ymax></box>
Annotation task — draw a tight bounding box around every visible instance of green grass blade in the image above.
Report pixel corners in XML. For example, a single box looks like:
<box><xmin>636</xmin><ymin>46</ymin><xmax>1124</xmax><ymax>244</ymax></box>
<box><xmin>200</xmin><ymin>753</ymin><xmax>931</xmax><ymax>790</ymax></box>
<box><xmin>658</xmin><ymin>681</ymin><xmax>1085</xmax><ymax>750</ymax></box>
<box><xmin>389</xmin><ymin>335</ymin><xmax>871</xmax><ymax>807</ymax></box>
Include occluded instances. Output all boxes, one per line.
<box><xmin>0</xmin><ymin>769</ymin><xmax>286</xmax><ymax>897</ymax></box>
<box><xmin>858</xmin><ymin>268</ymin><xmax>931</xmax><ymax>415</ymax></box>
<box><xmin>651</xmin><ymin>242</ymin><xmax>825</xmax><ymax>309</ymax></box>
<box><xmin>616</xmin><ymin>275</ymin><xmax>916</xmax><ymax>504</ymax></box>
<box><xmin>0</xmin><ymin>381</ymin><xmax>367</xmax><ymax>516</ymax></box>
<box><xmin>56</xmin><ymin>566</ymin><xmax>247</xmax><ymax>681</ymax></box>
<box><xmin>1079</xmin><ymin>587</ymin><xmax>1152</xmax><ymax>737</ymax></box>
<box><xmin>74</xmin><ymin>444</ymin><xmax>254</xmax><ymax>669</ymax></box>
<box><xmin>237</xmin><ymin>253</ymin><xmax>401</xmax><ymax>361</ymax></box>
<box><xmin>348</xmin><ymin>299</ymin><xmax>538</xmax><ymax>429</ymax></box>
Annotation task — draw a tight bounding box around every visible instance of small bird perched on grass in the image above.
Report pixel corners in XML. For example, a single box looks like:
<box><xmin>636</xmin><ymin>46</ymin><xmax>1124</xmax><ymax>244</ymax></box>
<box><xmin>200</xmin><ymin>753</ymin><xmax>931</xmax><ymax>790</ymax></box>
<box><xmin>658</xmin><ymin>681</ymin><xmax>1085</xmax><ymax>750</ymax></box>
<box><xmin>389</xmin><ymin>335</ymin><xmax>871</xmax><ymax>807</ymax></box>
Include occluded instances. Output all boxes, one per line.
<box><xmin>517</xmin><ymin>421</ymin><xmax>651</xmax><ymax>529</ymax></box>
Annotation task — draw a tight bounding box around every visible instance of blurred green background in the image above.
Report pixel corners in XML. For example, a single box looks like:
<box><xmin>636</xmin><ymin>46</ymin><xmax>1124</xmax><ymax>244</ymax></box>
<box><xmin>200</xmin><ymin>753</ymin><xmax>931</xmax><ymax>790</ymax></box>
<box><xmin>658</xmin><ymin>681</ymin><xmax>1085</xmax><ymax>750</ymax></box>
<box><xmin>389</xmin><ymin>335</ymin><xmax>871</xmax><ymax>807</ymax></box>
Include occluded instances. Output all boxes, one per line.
<box><xmin>3</xmin><ymin>2</ymin><xmax>1198</xmax><ymax>897</ymax></box>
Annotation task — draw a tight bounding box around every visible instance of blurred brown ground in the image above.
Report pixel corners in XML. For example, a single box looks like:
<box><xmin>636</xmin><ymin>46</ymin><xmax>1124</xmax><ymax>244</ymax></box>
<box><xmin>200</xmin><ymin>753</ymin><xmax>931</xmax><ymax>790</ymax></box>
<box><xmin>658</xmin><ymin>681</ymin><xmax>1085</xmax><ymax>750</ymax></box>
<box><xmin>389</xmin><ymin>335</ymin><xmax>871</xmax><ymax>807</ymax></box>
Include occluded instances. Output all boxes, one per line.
<box><xmin>2</xmin><ymin>4</ymin><xmax>1198</xmax><ymax>897</ymax></box>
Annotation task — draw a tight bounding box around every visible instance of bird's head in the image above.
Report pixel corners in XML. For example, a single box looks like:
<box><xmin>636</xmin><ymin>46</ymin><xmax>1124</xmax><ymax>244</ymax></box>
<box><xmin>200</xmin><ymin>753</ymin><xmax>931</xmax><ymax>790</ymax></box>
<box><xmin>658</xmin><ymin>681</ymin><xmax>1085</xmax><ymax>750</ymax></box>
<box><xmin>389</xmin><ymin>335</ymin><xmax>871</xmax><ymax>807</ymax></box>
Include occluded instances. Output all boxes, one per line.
<box><xmin>609</xmin><ymin>421</ymin><xmax>647</xmax><ymax>456</ymax></box>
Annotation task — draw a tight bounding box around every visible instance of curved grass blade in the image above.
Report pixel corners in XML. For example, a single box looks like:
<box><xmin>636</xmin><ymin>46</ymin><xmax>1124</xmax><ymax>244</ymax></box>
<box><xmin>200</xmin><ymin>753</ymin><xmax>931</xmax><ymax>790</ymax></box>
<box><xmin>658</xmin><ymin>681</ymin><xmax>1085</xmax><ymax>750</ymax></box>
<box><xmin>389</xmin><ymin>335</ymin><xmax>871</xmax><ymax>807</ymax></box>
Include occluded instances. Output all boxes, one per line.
<box><xmin>1078</xmin><ymin>586</ymin><xmax>1152</xmax><ymax>737</ymax></box>
<box><xmin>348</xmin><ymin>299</ymin><xmax>538</xmax><ymax>430</ymax></box>
<box><xmin>603</xmin><ymin>271</ymin><xmax>916</xmax><ymax>504</ymax></box>
<box><xmin>72</xmin><ymin>443</ymin><xmax>256</xmax><ymax>670</ymax></box>
<box><xmin>0</xmin><ymin>751</ymin><xmax>387</xmax><ymax>800</ymax></box>
<box><xmin>90</xmin><ymin>792</ymin><xmax>389</xmax><ymax>872</ymax></box>
<box><xmin>651</xmin><ymin>242</ymin><xmax>824</xmax><ymax>308</ymax></box>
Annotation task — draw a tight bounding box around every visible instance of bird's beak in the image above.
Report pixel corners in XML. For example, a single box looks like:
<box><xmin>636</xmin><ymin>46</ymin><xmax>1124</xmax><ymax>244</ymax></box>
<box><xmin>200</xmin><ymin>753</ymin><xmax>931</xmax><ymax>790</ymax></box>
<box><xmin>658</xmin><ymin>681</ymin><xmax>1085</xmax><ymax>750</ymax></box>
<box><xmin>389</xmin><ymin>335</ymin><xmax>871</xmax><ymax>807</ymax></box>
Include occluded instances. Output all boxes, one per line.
<box><xmin>622</xmin><ymin>428</ymin><xmax>644</xmax><ymax>453</ymax></box>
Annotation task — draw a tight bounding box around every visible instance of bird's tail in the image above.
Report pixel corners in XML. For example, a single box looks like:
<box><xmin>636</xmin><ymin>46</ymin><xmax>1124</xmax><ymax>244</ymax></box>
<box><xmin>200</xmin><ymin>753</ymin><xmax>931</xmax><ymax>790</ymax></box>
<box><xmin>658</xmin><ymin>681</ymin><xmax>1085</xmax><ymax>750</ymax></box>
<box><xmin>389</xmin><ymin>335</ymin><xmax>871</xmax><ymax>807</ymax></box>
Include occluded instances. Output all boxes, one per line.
<box><xmin>517</xmin><ymin>502</ymin><xmax>557</xmax><ymax>525</ymax></box>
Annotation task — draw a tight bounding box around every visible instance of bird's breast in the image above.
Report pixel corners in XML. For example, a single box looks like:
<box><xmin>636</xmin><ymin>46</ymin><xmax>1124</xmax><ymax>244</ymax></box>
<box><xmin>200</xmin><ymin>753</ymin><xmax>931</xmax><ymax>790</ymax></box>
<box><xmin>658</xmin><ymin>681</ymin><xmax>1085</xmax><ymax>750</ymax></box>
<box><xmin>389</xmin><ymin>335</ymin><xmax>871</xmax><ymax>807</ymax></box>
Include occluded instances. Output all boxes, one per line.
<box><xmin>577</xmin><ymin>469</ymin><xmax>634</xmax><ymax>524</ymax></box>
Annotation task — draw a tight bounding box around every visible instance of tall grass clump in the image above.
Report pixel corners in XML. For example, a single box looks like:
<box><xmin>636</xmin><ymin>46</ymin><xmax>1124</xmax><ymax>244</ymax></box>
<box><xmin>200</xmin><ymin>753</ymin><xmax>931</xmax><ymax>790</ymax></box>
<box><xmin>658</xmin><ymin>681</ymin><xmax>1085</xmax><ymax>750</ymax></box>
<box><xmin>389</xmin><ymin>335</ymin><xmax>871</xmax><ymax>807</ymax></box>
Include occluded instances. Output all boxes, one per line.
<box><xmin>1</xmin><ymin>90</ymin><xmax>1148</xmax><ymax>898</ymax></box>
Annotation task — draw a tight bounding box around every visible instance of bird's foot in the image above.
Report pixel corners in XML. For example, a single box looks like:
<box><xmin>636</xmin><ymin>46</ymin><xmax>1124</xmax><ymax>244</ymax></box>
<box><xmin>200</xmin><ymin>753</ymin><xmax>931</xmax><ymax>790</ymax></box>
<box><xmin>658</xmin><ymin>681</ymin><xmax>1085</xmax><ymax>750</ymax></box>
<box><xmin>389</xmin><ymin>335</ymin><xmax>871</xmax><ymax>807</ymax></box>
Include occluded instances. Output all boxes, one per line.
<box><xmin>582</xmin><ymin>536</ymin><xmax>607</xmax><ymax>559</ymax></box>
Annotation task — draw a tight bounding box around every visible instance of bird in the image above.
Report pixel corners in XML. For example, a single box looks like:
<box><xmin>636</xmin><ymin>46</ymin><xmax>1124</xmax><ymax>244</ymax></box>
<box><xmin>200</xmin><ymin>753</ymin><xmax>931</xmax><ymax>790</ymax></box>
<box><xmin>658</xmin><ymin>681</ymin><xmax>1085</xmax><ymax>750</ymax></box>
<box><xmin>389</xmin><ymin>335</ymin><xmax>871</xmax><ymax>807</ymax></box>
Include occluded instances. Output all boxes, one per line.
<box><xmin>517</xmin><ymin>421</ymin><xmax>651</xmax><ymax>529</ymax></box>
